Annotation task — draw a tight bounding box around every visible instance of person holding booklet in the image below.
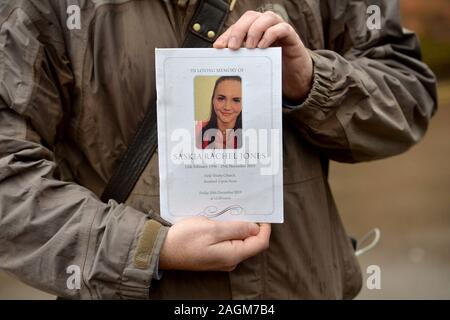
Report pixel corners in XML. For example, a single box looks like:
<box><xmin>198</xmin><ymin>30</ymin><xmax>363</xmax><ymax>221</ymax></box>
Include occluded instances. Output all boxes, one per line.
<box><xmin>0</xmin><ymin>0</ymin><xmax>436</xmax><ymax>299</ymax></box>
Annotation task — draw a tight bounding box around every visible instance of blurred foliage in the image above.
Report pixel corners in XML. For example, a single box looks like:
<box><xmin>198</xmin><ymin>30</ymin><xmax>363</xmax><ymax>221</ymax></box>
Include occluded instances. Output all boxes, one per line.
<box><xmin>420</xmin><ymin>39</ymin><xmax>450</xmax><ymax>79</ymax></box>
<box><xmin>438</xmin><ymin>79</ymin><xmax>450</xmax><ymax>105</ymax></box>
<box><xmin>400</xmin><ymin>0</ymin><xmax>450</xmax><ymax>79</ymax></box>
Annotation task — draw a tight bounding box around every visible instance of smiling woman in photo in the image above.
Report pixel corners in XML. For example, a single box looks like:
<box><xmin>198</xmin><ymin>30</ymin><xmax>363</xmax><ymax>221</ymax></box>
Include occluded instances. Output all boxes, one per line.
<box><xmin>199</xmin><ymin>76</ymin><xmax>243</xmax><ymax>149</ymax></box>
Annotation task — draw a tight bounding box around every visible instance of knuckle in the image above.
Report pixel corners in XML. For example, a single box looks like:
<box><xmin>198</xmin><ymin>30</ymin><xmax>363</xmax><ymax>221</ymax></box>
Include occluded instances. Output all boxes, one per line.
<box><xmin>263</xmin><ymin>10</ymin><xmax>276</xmax><ymax>18</ymax></box>
<box><xmin>261</xmin><ymin>32</ymin><xmax>272</xmax><ymax>42</ymax></box>
<box><xmin>267</xmin><ymin>23</ymin><xmax>290</xmax><ymax>38</ymax></box>
<box><xmin>224</xmin><ymin>265</ymin><xmax>237</xmax><ymax>272</ymax></box>
<box><xmin>264</xmin><ymin>10</ymin><xmax>282</xmax><ymax>21</ymax></box>
<box><xmin>230</xmin><ymin>26</ymin><xmax>246</xmax><ymax>38</ymax></box>
<box><xmin>244</xmin><ymin>10</ymin><xmax>261</xmax><ymax>18</ymax></box>
<box><xmin>247</xmin><ymin>28</ymin><xmax>260</xmax><ymax>38</ymax></box>
<box><xmin>280</xmin><ymin>22</ymin><xmax>292</xmax><ymax>33</ymax></box>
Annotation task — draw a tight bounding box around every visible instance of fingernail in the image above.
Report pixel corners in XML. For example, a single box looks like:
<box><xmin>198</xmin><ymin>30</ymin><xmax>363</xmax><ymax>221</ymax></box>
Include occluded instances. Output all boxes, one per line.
<box><xmin>249</xmin><ymin>223</ymin><xmax>260</xmax><ymax>236</ymax></box>
<box><xmin>214</xmin><ymin>38</ymin><xmax>225</xmax><ymax>48</ymax></box>
<box><xmin>229</xmin><ymin>36</ymin><xmax>239</xmax><ymax>49</ymax></box>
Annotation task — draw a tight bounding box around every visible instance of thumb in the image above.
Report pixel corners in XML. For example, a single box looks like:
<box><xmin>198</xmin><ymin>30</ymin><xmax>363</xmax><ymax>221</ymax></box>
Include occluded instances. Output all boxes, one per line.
<box><xmin>212</xmin><ymin>220</ymin><xmax>260</xmax><ymax>243</ymax></box>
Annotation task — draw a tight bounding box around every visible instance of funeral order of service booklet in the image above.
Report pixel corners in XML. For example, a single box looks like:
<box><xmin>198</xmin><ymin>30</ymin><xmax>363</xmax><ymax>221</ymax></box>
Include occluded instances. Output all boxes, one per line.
<box><xmin>155</xmin><ymin>48</ymin><xmax>283</xmax><ymax>223</ymax></box>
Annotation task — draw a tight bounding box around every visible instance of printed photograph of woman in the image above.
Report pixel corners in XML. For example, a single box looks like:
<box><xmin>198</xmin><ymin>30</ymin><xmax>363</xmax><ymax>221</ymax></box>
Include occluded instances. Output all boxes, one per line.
<box><xmin>196</xmin><ymin>76</ymin><xmax>243</xmax><ymax>149</ymax></box>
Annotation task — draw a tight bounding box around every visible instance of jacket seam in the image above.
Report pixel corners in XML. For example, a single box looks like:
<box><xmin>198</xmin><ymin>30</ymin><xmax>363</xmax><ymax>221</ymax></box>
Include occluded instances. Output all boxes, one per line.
<box><xmin>80</xmin><ymin>199</ymin><xmax>99</xmax><ymax>299</ymax></box>
<box><xmin>117</xmin><ymin>210</ymin><xmax>147</xmax><ymax>299</ymax></box>
<box><xmin>283</xmin><ymin>175</ymin><xmax>322</xmax><ymax>186</ymax></box>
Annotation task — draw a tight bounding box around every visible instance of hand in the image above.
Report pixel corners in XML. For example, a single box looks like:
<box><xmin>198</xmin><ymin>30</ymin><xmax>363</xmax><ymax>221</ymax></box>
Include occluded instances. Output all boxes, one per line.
<box><xmin>214</xmin><ymin>10</ymin><xmax>313</xmax><ymax>103</ymax></box>
<box><xmin>159</xmin><ymin>216</ymin><xmax>271</xmax><ymax>272</ymax></box>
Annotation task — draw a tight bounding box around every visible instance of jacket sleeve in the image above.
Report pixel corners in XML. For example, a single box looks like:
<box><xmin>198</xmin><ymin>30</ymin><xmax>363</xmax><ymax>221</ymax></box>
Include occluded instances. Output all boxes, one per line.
<box><xmin>0</xmin><ymin>2</ymin><xmax>168</xmax><ymax>299</ymax></box>
<box><xmin>285</xmin><ymin>0</ymin><xmax>437</xmax><ymax>162</ymax></box>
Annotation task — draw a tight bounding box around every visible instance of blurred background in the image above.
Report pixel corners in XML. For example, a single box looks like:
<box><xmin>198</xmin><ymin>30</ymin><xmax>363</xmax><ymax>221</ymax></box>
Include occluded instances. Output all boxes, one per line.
<box><xmin>334</xmin><ymin>0</ymin><xmax>450</xmax><ymax>299</ymax></box>
<box><xmin>0</xmin><ymin>0</ymin><xmax>449</xmax><ymax>299</ymax></box>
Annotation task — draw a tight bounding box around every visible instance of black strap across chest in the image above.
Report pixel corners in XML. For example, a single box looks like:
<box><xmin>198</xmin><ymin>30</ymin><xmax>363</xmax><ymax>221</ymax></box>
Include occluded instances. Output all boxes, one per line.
<box><xmin>101</xmin><ymin>0</ymin><xmax>230</xmax><ymax>203</ymax></box>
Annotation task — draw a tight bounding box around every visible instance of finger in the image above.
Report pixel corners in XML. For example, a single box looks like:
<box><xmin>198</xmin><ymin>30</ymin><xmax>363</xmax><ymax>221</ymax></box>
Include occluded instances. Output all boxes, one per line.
<box><xmin>257</xmin><ymin>22</ymin><xmax>300</xmax><ymax>48</ymax></box>
<box><xmin>246</xmin><ymin>11</ymin><xmax>284</xmax><ymax>48</ymax></box>
<box><xmin>213</xmin><ymin>26</ymin><xmax>233</xmax><ymax>48</ymax></box>
<box><xmin>217</xmin><ymin>11</ymin><xmax>262</xmax><ymax>50</ymax></box>
<box><xmin>238</xmin><ymin>223</ymin><xmax>271</xmax><ymax>260</ymax></box>
<box><xmin>221</xmin><ymin>264</ymin><xmax>237</xmax><ymax>272</ymax></box>
<box><xmin>215</xmin><ymin>224</ymin><xmax>271</xmax><ymax>264</ymax></box>
<box><xmin>212</xmin><ymin>220</ymin><xmax>260</xmax><ymax>242</ymax></box>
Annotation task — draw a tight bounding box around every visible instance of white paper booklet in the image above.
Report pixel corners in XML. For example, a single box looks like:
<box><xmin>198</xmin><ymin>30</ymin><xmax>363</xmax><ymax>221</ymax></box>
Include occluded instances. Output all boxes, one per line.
<box><xmin>155</xmin><ymin>48</ymin><xmax>283</xmax><ymax>223</ymax></box>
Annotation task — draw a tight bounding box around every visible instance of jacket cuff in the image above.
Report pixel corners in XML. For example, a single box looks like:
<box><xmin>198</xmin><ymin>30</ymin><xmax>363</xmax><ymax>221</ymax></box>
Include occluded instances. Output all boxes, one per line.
<box><xmin>281</xmin><ymin>50</ymin><xmax>335</xmax><ymax>113</ymax></box>
<box><xmin>297</xmin><ymin>50</ymin><xmax>335</xmax><ymax>111</ymax></box>
<box><xmin>117</xmin><ymin>208</ymin><xmax>169</xmax><ymax>299</ymax></box>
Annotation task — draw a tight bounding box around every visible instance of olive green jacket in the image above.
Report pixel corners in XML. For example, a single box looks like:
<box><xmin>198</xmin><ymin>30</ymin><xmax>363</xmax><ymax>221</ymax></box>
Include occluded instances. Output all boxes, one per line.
<box><xmin>0</xmin><ymin>0</ymin><xmax>436</xmax><ymax>299</ymax></box>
